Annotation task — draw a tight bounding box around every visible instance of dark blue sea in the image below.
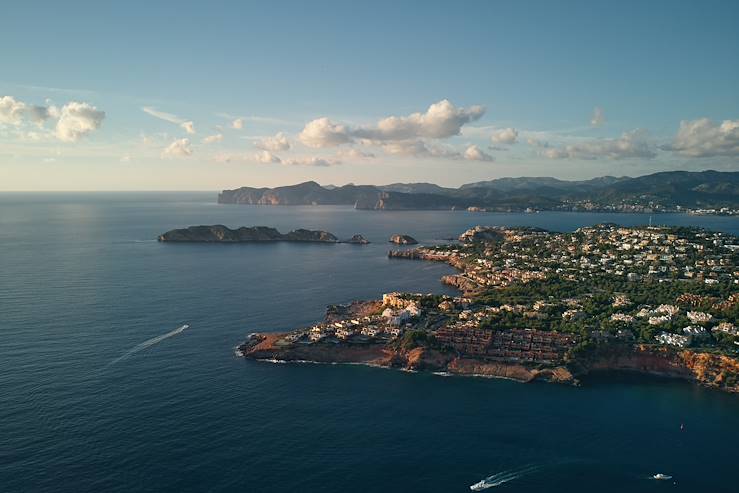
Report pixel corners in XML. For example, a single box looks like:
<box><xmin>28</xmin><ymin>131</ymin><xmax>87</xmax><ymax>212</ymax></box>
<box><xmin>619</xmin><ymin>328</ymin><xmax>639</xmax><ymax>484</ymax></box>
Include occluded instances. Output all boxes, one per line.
<box><xmin>1</xmin><ymin>192</ymin><xmax>738</xmax><ymax>493</ymax></box>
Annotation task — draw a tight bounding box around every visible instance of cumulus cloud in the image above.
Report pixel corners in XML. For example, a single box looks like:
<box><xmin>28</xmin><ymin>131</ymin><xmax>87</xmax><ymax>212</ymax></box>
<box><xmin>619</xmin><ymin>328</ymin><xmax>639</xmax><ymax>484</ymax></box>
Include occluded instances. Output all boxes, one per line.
<box><xmin>231</xmin><ymin>118</ymin><xmax>244</xmax><ymax>129</ymax></box>
<box><xmin>543</xmin><ymin>129</ymin><xmax>655</xmax><ymax>160</ymax></box>
<box><xmin>299</xmin><ymin>117</ymin><xmax>353</xmax><ymax>148</ymax></box>
<box><xmin>591</xmin><ymin>106</ymin><xmax>605</xmax><ymax>127</ymax></box>
<box><xmin>202</xmin><ymin>133</ymin><xmax>223</xmax><ymax>144</ymax></box>
<box><xmin>464</xmin><ymin>144</ymin><xmax>495</xmax><ymax>162</ymax></box>
<box><xmin>299</xmin><ymin>99</ymin><xmax>485</xmax><ymax>148</ymax></box>
<box><xmin>381</xmin><ymin>140</ymin><xmax>492</xmax><ymax>161</ymax></box>
<box><xmin>253</xmin><ymin>150</ymin><xmax>282</xmax><ymax>164</ymax></box>
<box><xmin>162</xmin><ymin>138</ymin><xmax>193</xmax><ymax>158</ymax></box>
<box><xmin>491</xmin><ymin>127</ymin><xmax>518</xmax><ymax>144</ymax></box>
<box><xmin>2</xmin><ymin>96</ymin><xmax>105</xmax><ymax>142</ymax></box>
<box><xmin>354</xmin><ymin>100</ymin><xmax>485</xmax><ymax>141</ymax></box>
<box><xmin>662</xmin><ymin>118</ymin><xmax>739</xmax><ymax>157</ymax></box>
<box><xmin>255</xmin><ymin>132</ymin><xmax>291</xmax><ymax>152</ymax></box>
<box><xmin>55</xmin><ymin>102</ymin><xmax>106</xmax><ymax>142</ymax></box>
<box><xmin>0</xmin><ymin>96</ymin><xmax>28</xmax><ymax>124</ymax></box>
<box><xmin>381</xmin><ymin>140</ymin><xmax>436</xmax><ymax>157</ymax></box>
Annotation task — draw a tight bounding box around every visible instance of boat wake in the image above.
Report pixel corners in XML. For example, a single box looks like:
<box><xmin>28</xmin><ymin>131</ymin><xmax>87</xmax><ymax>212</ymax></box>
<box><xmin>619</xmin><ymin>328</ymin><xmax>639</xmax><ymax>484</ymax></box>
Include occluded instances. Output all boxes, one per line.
<box><xmin>109</xmin><ymin>324</ymin><xmax>189</xmax><ymax>365</ymax></box>
<box><xmin>470</xmin><ymin>464</ymin><xmax>541</xmax><ymax>490</ymax></box>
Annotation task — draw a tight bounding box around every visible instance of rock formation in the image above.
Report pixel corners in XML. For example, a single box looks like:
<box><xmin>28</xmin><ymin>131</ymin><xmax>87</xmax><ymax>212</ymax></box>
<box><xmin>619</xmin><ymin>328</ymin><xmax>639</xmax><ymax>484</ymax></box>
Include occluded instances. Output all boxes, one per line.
<box><xmin>389</xmin><ymin>234</ymin><xmax>418</xmax><ymax>245</ymax></box>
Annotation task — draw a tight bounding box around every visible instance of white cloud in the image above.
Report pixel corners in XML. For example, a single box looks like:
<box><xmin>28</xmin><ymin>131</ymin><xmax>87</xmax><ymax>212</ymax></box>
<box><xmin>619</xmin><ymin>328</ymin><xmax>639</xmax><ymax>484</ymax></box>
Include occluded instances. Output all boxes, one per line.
<box><xmin>381</xmin><ymin>140</ymin><xmax>435</xmax><ymax>157</ymax></box>
<box><xmin>299</xmin><ymin>117</ymin><xmax>353</xmax><ymax>148</ymax></box>
<box><xmin>355</xmin><ymin>100</ymin><xmax>486</xmax><ymax>141</ymax></box>
<box><xmin>662</xmin><ymin>118</ymin><xmax>739</xmax><ymax>157</ymax></box>
<box><xmin>543</xmin><ymin>129</ymin><xmax>655</xmax><ymax>160</ymax></box>
<box><xmin>162</xmin><ymin>138</ymin><xmax>193</xmax><ymax>158</ymax></box>
<box><xmin>464</xmin><ymin>144</ymin><xmax>494</xmax><ymax>162</ymax></box>
<box><xmin>0</xmin><ymin>96</ymin><xmax>30</xmax><ymax>125</ymax></box>
<box><xmin>591</xmin><ymin>106</ymin><xmax>605</xmax><ymax>127</ymax></box>
<box><xmin>255</xmin><ymin>132</ymin><xmax>291</xmax><ymax>152</ymax></box>
<box><xmin>202</xmin><ymin>133</ymin><xmax>223</xmax><ymax>144</ymax></box>
<box><xmin>253</xmin><ymin>150</ymin><xmax>282</xmax><ymax>164</ymax></box>
<box><xmin>491</xmin><ymin>127</ymin><xmax>518</xmax><ymax>144</ymax></box>
<box><xmin>181</xmin><ymin>121</ymin><xmax>195</xmax><ymax>135</ymax></box>
<box><xmin>55</xmin><ymin>102</ymin><xmax>105</xmax><ymax>142</ymax></box>
<box><xmin>299</xmin><ymin>99</ymin><xmax>485</xmax><ymax>148</ymax></box>
<box><xmin>142</xmin><ymin>107</ymin><xmax>183</xmax><ymax>124</ymax></box>
<box><xmin>381</xmin><ymin>139</ymin><xmax>492</xmax><ymax>162</ymax></box>
<box><xmin>142</xmin><ymin>106</ymin><xmax>195</xmax><ymax>134</ymax></box>
<box><xmin>0</xmin><ymin>96</ymin><xmax>56</xmax><ymax>127</ymax></box>
<box><xmin>283</xmin><ymin>156</ymin><xmax>341</xmax><ymax>167</ymax></box>
<box><xmin>231</xmin><ymin>118</ymin><xmax>244</xmax><ymax>129</ymax></box>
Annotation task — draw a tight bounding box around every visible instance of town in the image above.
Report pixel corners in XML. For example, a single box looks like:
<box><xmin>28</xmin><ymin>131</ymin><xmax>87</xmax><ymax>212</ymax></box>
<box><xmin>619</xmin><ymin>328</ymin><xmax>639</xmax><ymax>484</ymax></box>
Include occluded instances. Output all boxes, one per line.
<box><xmin>242</xmin><ymin>224</ymin><xmax>738</xmax><ymax>372</ymax></box>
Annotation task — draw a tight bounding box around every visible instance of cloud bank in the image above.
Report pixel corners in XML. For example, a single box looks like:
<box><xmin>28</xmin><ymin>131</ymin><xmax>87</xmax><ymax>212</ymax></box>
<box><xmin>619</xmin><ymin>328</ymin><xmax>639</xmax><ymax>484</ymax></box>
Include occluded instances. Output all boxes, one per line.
<box><xmin>663</xmin><ymin>118</ymin><xmax>739</xmax><ymax>157</ymax></box>
<box><xmin>299</xmin><ymin>100</ymin><xmax>485</xmax><ymax>148</ymax></box>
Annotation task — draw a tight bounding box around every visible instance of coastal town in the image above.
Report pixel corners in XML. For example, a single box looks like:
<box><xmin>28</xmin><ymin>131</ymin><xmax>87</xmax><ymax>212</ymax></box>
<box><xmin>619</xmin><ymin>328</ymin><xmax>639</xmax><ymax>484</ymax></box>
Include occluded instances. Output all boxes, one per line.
<box><xmin>239</xmin><ymin>224</ymin><xmax>739</xmax><ymax>391</ymax></box>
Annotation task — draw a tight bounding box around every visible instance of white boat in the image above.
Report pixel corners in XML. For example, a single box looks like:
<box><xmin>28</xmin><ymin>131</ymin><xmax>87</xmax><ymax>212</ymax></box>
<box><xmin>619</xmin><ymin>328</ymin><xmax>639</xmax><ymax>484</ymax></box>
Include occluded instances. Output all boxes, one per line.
<box><xmin>652</xmin><ymin>473</ymin><xmax>672</xmax><ymax>480</ymax></box>
<box><xmin>470</xmin><ymin>480</ymin><xmax>489</xmax><ymax>491</ymax></box>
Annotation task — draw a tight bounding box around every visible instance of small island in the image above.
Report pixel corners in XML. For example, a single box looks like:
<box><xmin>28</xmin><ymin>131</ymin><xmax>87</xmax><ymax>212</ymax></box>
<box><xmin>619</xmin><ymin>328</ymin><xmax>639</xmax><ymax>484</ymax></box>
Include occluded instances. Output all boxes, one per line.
<box><xmin>389</xmin><ymin>234</ymin><xmax>418</xmax><ymax>245</ymax></box>
<box><xmin>159</xmin><ymin>225</ymin><xmax>343</xmax><ymax>243</ymax></box>
<box><xmin>239</xmin><ymin>224</ymin><xmax>739</xmax><ymax>393</ymax></box>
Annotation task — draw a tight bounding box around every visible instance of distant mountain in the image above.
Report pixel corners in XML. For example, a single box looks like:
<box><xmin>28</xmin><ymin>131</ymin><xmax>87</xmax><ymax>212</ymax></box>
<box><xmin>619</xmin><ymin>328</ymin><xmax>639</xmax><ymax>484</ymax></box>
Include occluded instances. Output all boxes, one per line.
<box><xmin>460</xmin><ymin>176</ymin><xmax>629</xmax><ymax>192</ymax></box>
<box><xmin>218</xmin><ymin>171</ymin><xmax>739</xmax><ymax>211</ymax></box>
<box><xmin>379</xmin><ymin>182</ymin><xmax>456</xmax><ymax>195</ymax></box>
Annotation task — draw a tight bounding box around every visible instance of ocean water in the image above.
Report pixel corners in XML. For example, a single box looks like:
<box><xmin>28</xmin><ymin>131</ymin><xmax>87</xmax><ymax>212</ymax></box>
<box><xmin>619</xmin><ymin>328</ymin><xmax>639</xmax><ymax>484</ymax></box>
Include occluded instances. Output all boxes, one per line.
<box><xmin>1</xmin><ymin>192</ymin><xmax>738</xmax><ymax>493</ymax></box>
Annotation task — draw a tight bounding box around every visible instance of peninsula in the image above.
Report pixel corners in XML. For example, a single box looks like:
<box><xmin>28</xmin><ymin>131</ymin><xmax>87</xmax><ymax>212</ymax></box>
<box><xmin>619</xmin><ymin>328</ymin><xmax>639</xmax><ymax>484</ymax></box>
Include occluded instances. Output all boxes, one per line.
<box><xmin>238</xmin><ymin>224</ymin><xmax>739</xmax><ymax>392</ymax></box>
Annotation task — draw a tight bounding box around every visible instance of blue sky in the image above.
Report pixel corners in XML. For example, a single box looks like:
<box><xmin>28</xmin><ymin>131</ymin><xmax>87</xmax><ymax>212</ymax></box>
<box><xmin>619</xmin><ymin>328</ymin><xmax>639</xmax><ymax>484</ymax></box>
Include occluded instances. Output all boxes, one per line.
<box><xmin>1</xmin><ymin>0</ymin><xmax>738</xmax><ymax>190</ymax></box>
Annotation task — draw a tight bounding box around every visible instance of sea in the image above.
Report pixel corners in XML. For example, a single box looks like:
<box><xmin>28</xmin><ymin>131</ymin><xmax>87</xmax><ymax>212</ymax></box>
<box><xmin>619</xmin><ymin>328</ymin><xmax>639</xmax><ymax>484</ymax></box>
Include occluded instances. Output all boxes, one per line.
<box><xmin>1</xmin><ymin>192</ymin><xmax>738</xmax><ymax>493</ymax></box>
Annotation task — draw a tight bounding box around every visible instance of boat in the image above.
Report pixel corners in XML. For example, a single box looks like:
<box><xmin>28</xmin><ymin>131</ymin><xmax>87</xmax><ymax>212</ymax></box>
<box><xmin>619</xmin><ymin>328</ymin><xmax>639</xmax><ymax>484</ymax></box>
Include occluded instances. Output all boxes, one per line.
<box><xmin>470</xmin><ymin>479</ymin><xmax>489</xmax><ymax>491</ymax></box>
<box><xmin>652</xmin><ymin>473</ymin><xmax>672</xmax><ymax>480</ymax></box>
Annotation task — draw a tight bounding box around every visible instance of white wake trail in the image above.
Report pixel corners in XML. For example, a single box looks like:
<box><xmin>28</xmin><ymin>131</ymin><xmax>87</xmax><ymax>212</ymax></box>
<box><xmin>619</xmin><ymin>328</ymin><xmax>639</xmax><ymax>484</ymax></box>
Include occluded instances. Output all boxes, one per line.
<box><xmin>109</xmin><ymin>324</ymin><xmax>189</xmax><ymax>365</ymax></box>
<box><xmin>472</xmin><ymin>464</ymin><xmax>541</xmax><ymax>490</ymax></box>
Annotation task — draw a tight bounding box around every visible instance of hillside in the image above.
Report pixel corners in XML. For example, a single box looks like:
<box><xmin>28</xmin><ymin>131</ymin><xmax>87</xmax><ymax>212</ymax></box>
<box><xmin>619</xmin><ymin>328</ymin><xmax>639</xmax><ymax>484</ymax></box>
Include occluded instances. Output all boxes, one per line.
<box><xmin>218</xmin><ymin>170</ymin><xmax>739</xmax><ymax>212</ymax></box>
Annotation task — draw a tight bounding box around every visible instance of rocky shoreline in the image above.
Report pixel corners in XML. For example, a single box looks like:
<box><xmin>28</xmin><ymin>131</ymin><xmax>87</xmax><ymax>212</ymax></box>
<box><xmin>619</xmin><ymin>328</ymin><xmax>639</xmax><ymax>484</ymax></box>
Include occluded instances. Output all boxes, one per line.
<box><xmin>238</xmin><ymin>332</ymin><xmax>739</xmax><ymax>392</ymax></box>
<box><xmin>237</xmin><ymin>332</ymin><xmax>578</xmax><ymax>385</ymax></box>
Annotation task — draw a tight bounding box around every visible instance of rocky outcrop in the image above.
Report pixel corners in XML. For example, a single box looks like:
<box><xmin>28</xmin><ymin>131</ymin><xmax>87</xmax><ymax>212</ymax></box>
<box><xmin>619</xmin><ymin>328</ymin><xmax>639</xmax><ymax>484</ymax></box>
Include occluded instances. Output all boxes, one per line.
<box><xmin>341</xmin><ymin>234</ymin><xmax>370</xmax><ymax>244</ymax></box>
<box><xmin>577</xmin><ymin>344</ymin><xmax>739</xmax><ymax>393</ymax></box>
<box><xmin>459</xmin><ymin>226</ymin><xmax>505</xmax><ymax>243</ymax></box>
<box><xmin>238</xmin><ymin>332</ymin><xmax>576</xmax><ymax>385</ymax></box>
<box><xmin>447</xmin><ymin>357</ymin><xmax>576</xmax><ymax>384</ymax></box>
<box><xmin>158</xmin><ymin>225</ymin><xmax>338</xmax><ymax>243</ymax></box>
<box><xmin>389</xmin><ymin>234</ymin><xmax>418</xmax><ymax>245</ymax></box>
<box><xmin>440</xmin><ymin>274</ymin><xmax>481</xmax><ymax>295</ymax></box>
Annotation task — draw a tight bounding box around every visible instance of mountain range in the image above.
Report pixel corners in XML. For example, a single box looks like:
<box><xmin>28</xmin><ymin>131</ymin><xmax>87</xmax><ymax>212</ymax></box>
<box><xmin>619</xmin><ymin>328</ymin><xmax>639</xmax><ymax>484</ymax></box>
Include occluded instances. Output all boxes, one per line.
<box><xmin>217</xmin><ymin>170</ymin><xmax>739</xmax><ymax>212</ymax></box>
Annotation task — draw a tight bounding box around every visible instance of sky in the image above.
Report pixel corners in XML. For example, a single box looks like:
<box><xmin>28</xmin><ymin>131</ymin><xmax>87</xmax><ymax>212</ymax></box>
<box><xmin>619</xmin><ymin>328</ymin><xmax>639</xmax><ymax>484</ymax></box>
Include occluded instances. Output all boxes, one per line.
<box><xmin>1</xmin><ymin>0</ymin><xmax>738</xmax><ymax>191</ymax></box>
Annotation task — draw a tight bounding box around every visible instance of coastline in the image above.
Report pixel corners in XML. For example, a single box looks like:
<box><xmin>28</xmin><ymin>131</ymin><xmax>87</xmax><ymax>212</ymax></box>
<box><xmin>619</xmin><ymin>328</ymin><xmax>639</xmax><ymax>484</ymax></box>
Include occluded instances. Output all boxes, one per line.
<box><xmin>236</xmin><ymin>224</ymin><xmax>739</xmax><ymax>393</ymax></box>
<box><xmin>238</xmin><ymin>332</ymin><xmax>739</xmax><ymax>392</ymax></box>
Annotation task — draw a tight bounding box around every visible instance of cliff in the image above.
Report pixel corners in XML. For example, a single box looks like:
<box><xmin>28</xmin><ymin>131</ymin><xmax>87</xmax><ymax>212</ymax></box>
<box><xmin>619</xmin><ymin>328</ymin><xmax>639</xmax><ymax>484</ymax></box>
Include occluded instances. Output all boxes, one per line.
<box><xmin>158</xmin><ymin>225</ymin><xmax>339</xmax><ymax>243</ymax></box>
<box><xmin>239</xmin><ymin>333</ymin><xmax>739</xmax><ymax>392</ymax></box>
<box><xmin>238</xmin><ymin>333</ymin><xmax>576</xmax><ymax>384</ymax></box>
<box><xmin>576</xmin><ymin>344</ymin><xmax>739</xmax><ymax>393</ymax></box>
